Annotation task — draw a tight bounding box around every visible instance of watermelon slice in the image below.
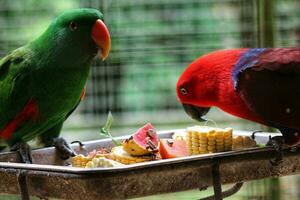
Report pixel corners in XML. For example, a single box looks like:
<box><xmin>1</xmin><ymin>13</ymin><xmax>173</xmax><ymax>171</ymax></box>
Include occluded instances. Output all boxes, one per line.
<box><xmin>159</xmin><ymin>139</ymin><xmax>188</xmax><ymax>159</ymax></box>
<box><xmin>123</xmin><ymin>123</ymin><xmax>158</xmax><ymax>156</ymax></box>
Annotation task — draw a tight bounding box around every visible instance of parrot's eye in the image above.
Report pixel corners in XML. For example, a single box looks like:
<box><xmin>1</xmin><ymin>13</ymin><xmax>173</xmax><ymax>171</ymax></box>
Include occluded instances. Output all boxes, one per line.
<box><xmin>180</xmin><ymin>87</ymin><xmax>188</xmax><ymax>95</ymax></box>
<box><xmin>69</xmin><ymin>21</ymin><xmax>78</xmax><ymax>31</ymax></box>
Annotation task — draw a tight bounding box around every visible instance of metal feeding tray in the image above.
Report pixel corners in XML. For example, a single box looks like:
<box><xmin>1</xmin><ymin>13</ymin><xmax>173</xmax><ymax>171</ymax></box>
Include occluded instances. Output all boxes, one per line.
<box><xmin>0</xmin><ymin>130</ymin><xmax>299</xmax><ymax>200</ymax></box>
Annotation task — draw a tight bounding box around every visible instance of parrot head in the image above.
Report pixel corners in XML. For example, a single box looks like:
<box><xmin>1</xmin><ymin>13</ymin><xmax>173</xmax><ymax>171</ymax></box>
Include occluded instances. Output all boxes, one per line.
<box><xmin>176</xmin><ymin>56</ymin><xmax>216</xmax><ymax>122</ymax></box>
<box><xmin>31</xmin><ymin>8</ymin><xmax>111</xmax><ymax>63</ymax></box>
<box><xmin>176</xmin><ymin>49</ymin><xmax>241</xmax><ymax>121</ymax></box>
<box><xmin>176</xmin><ymin>49</ymin><xmax>260</xmax><ymax>123</ymax></box>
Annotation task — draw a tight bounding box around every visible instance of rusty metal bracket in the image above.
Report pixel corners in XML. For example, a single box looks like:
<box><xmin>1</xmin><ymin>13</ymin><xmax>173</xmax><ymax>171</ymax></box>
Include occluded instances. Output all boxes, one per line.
<box><xmin>211</xmin><ymin>160</ymin><xmax>223</xmax><ymax>200</ymax></box>
<box><xmin>199</xmin><ymin>182</ymin><xmax>244</xmax><ymax>200</ymax></box>
<box><xmin>199</xmin><ymin>160</ymin><xmax>244</xmax><ymax>200</ymax></box>
<box><xmin>223</xmin><ymin>182</ymin><xmax>244</xmax><ymax>198</ymax></box>
<box><xmin>198</xmin><ymin>160</ymin><xmax>223</xmax><ymax>200</ymax></box>
<box><xmin>17</xmin><ymin>170</ymin><xmax>30</xmax><ymax>200</ymax></box>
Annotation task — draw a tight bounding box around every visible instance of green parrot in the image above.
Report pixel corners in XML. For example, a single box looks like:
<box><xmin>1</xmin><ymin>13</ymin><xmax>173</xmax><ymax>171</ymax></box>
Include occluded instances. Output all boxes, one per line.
<box><xmin>0</xmin><ymin>8</ymin><xmax>111</xmax><ymax>163</ymax></box>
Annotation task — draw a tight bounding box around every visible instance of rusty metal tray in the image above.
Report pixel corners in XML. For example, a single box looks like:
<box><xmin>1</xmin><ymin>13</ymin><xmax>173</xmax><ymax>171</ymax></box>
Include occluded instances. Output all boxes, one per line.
<box><xmin>0</xmin><ymin>130</ymin><xmax>299</xmax><ymax>200</ymax></box>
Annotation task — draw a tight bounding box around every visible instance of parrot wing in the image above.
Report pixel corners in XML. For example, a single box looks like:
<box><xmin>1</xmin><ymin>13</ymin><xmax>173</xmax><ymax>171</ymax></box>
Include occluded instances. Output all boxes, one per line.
<box><xmin>234</xmin><ymin>48</ymin><xmax>300</xmax><ymax>130</ymax></box>
<box><xmin>0</xmin><ymin>47</ymin><xmax>38</xmax><ymax>140</ymax></box>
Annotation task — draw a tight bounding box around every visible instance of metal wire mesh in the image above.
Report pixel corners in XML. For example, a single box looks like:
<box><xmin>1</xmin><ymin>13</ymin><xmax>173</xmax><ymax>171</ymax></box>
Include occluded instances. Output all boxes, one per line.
<box><xmin>275</xmin><ymin>0</ymin><xmax>300</xmax><ymax>46</ymax></box>
<box><xmin>79</xmin><ymin>0</ymin><xmax>257</xmax><ymax>127</ymax></box>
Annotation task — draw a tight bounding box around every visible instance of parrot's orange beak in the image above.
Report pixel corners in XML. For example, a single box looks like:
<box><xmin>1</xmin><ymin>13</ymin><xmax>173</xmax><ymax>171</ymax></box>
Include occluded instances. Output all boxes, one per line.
<box><xmin>91</xmin><ymin>19</ymin><xmax>111</xmax><ymax>61</ymax></box>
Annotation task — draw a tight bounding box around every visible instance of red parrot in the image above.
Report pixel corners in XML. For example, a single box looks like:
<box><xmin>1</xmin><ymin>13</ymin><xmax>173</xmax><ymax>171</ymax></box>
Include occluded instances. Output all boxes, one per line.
<box><xmin>176</xmin><ymin>48</ymin><xmax>300</xmax><ymax>147</ymax></box>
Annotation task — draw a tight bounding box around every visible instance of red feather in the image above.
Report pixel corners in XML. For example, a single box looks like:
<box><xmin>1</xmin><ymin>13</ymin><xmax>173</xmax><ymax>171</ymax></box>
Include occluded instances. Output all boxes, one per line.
<box><xmin>177</xmin><ymin>48</ymin><xmax>300</xmax><ymax>146</ymax></box>
<box><xmin>80</xmin><ymin>88</ymin><xmax>86</xmax><ymax>101</ymax></box>
<box><xmin>177</xmin><ymin>49</ymin><xmax>265</xmax><ymax>124</ymax></box>
<box><xmin>0</xmin><ymin>99</ymin><xmax>39</xmax><ymax>140</ymax></box>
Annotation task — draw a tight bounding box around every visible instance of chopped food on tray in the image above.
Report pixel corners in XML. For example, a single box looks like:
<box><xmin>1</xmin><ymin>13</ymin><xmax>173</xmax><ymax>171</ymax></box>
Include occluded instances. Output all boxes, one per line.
<box><xmin>232</xmin><ymin>135</ymin><xmax>257</xmax><ymax>150</ymax></box>
<box><xmin>71</xmin><ymin>123</ymin><xmax>261</xmax><ymax>168</ymax></box>
<box><xmin>123</xmin><ymin>123</ymin><xmax>159</xmax><ymax>156</ymax></box>
<box><xmin>159</xmin><ymin>139</ymin><xmax>188</xmax><ymax>159</ymax></box>
<box><xmin>108</xmin><ymin>146</ymin><xmax>158</xmax><ymax>165</ymax></box>
<box><xmin>72</xmin><ymin>123</ymin><xmax>160</xmax><ymax>168</ymax></box>
<box><xmin>72</xmin><ymin>154</ymin><xmax>93</xmax><ymax>168</ymax></box>
<box><xmin>86</xmin><ymin>157</ymin><xmax>125</xmax><ymax>168</ymax></box>
<box><xmin>88</xmin><ymin>148</ymin><xmax>110</xmax><ymax>158</ymax></box>
<box><xmin>72</xmin><ymin>154</ymin><xmax>124</xmax><ymax>168</ymax></box>
<box><xmin>186</xmin><ymin>126</ymin><xmax>233</xmax><ymax>155</ymax></box>
<box><xmin>72</xmin><ymin>148</ymin><xmax>111</xmax><ymax>168</ymax></box>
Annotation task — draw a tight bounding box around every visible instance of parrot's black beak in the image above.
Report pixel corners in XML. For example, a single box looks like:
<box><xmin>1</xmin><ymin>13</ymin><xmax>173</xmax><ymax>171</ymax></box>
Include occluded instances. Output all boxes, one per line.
<box><xmin>182</xmin><ymin>103</ymin><xmax>211</xmax><ymax>121</ymax></box>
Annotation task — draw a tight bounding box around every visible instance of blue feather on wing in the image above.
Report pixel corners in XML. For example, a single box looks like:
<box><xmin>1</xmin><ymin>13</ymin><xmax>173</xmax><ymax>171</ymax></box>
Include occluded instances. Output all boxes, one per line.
<box><xmin>232</xmin><ymin>48</ymin><xmax>267</xmax><ymax>89</ymax></box>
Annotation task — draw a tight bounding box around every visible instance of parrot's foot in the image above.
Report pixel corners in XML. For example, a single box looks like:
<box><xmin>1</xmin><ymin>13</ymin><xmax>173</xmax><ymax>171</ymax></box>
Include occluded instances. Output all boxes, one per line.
<box><xmin>11</xmin><ymin>142</ymin><xmax>32</xmax><ymax>164</ymax></box>
<box><xmin>71</xmin><ymin>140</ymin><xmax>85</xmax><ymax>148</ymax></box>
<box><xmin>290</xmin><ymin>146</ymin><xmax>298</xmax><ymax>152</ymax></box>
<box><xmin>266</xmin><ymin>136</ymin><xmax>284</xmax><ymax>166</ymax></box>
<box><xmin>53</xmin><ymin>137</ymin><xmax>76</xmax><ymax>160</ymax></box>
<box><xmin>250</xmin><ymin>130</ymin><xmax>263</xmax><ymax>140</ymax></box>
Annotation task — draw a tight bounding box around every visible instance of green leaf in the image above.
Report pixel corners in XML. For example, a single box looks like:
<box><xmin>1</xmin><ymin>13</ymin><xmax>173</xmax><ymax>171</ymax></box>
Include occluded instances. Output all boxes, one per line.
<box><xmin>99</xmin><ymin>111</ymin><xmax>120</xmax><ymax>146</ymax></box>
<box><xmin>104</xmin><ymin>111</ymin><xmax>113</xmax><ymax>131</ymax></box>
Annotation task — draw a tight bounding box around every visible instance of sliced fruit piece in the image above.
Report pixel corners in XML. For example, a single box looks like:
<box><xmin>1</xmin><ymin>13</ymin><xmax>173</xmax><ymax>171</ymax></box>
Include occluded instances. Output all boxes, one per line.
<box><xmin>109</xmin><ymin>146</ymin><xmax>155</xmax><ymax>164</ymax></box>
<box><xmin>123</xmin><ymin>123</ymin><xmax>158</xmax><ymax>156</ymax></box>
<box><xmin>72</xmin><ymin>154</ymin><xmax>93</xmax><ymax>168</ymax></box>
<box><xmin>85</xmin><ymin>157</ymin><xmax>124</xmax><ymax>168</ymax></box>
<box><xmin>159</xmin><ymin>139</ymin><xmax>188</xmax><ymax>159</ymax></box>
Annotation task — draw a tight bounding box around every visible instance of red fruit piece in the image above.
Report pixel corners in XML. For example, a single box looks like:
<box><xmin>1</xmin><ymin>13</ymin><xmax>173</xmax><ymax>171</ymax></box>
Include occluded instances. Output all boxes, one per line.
<box><xmin>159</xmin><ymin>139</ymin><xmax>188</xmax><ymax>159</ymax></box>
<box><xmin>123</xmin><ymin>123</ymin><xmax>159</xmax><ymax>156</ymax></box>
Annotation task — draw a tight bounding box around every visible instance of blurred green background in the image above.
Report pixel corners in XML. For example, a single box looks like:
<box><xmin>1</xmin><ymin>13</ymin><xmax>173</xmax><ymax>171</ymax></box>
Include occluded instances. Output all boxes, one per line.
<box><xmin>0</xmin><ymin>0</ymin><xmax>299</xmax><ymax>199</ymax></box>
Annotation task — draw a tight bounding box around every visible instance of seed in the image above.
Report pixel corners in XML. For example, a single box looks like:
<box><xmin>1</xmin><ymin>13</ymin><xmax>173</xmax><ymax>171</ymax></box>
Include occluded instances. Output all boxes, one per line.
<box><xmin>147</xmin><ymin>129</ymin><xmax>156</xmax><ymax>138</ymax></box>
<box><xmin>147</xmin><ymin>140</ymin><xmax>157</xmax><ymax>150</ymax></box>
<box><xmin>167</xmin><ymin>139</ymin><xmax>174</xmax><ymax>146</ymax></box>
